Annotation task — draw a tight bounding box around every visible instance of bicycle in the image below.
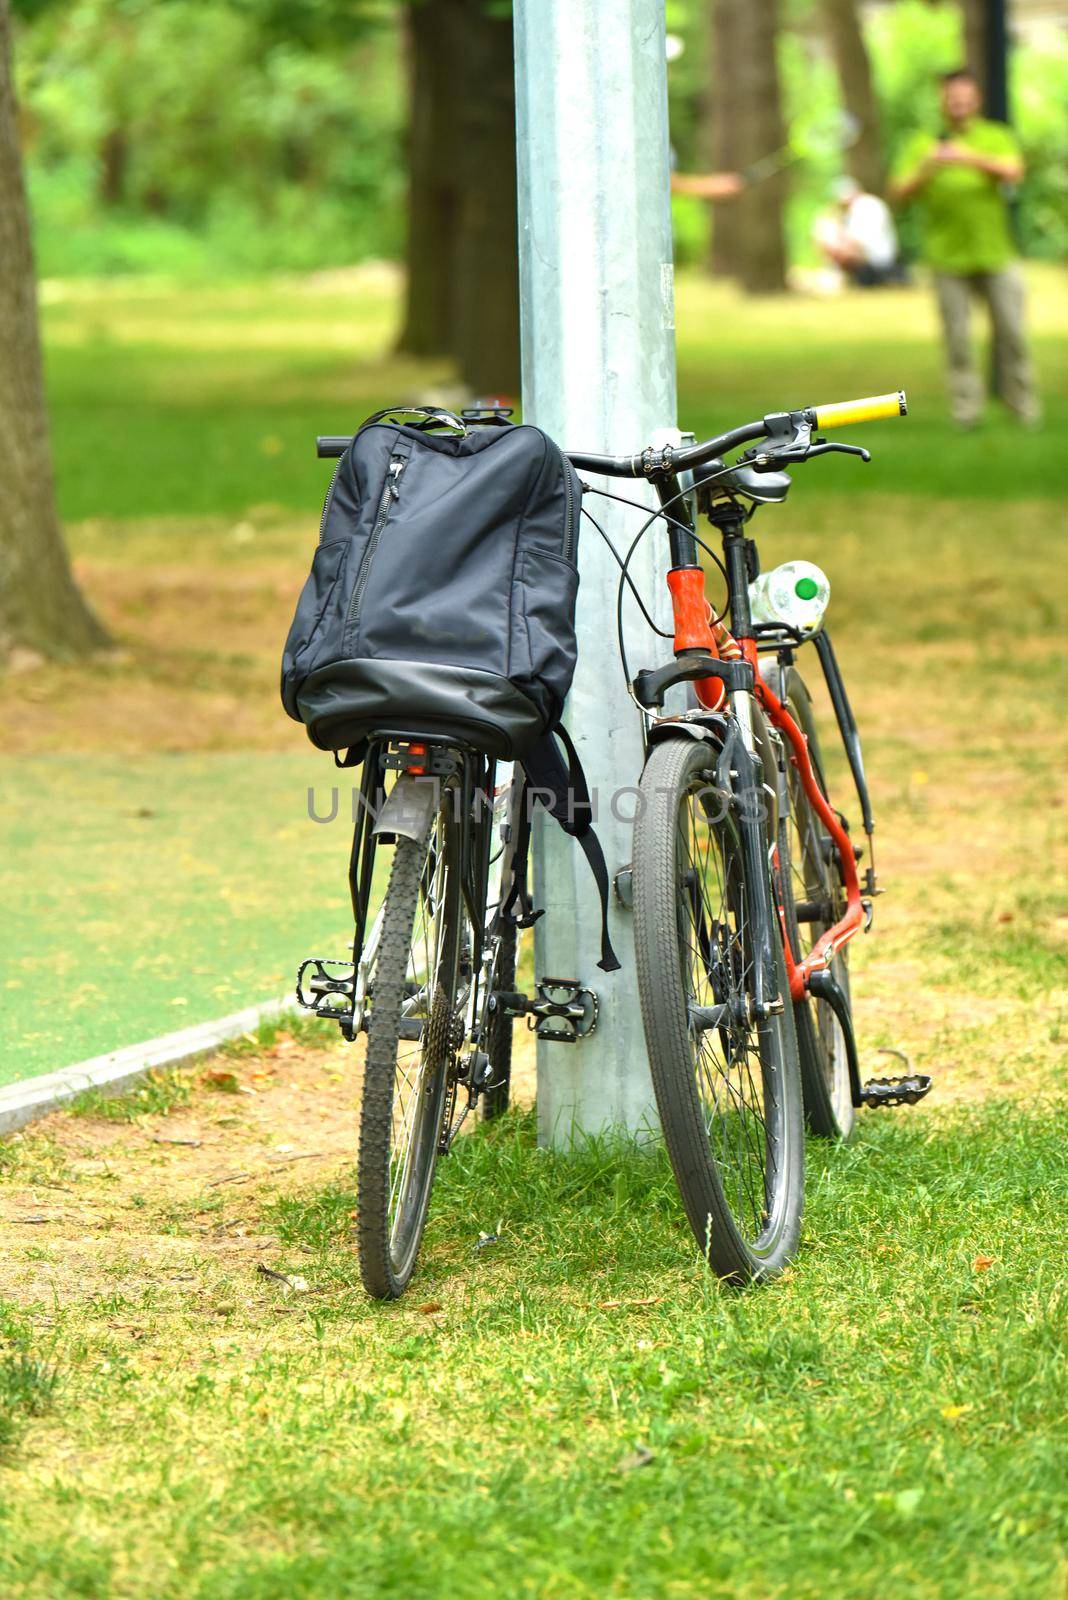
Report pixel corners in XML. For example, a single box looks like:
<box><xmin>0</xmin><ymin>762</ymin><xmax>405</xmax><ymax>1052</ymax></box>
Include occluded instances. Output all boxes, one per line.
<box><xmin>568</xmin><ymin>389</ymin><xmax>931</xmax><ymax>1280</ymax></box>
<box><xmin>302</xmin><ymin>393</ymin><xmax>931</xmax><ymax>1297</ymax></box>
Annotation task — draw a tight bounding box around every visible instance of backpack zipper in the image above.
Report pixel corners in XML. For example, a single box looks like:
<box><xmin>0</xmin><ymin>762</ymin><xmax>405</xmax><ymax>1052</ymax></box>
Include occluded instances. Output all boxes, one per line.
<box><xmin>344</xmin><ymin>453</ymin><xmax>406</xmax><ymax>648</ymax></box>
<box><xmin>318</xmin><ymin>455</ymin><xmax>344</xmax><ymax>541</ymax></box>
<box><xmin>562</xmin><ymin>461</ymin><xmax>577</xmax><ymax>563</ymax></box>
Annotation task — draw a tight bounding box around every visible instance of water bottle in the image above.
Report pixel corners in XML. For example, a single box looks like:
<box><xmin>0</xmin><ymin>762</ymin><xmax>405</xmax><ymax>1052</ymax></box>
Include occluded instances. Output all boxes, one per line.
<box><xmin>748</xmin><ymin>560</ymin><xmax>830</xmax><ymax>633</ymax></box>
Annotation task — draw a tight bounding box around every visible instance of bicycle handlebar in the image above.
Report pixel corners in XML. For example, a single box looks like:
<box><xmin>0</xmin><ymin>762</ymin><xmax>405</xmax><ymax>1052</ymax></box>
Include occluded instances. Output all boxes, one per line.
<box><xmin>810</xmin><ymin>391</ymin><xmax>907</xmax><ymax>430</ymax></box>
<box><xmin>315</xmin><ymin>389</ymin><xmax>907</xmax><ymax>471</ymax></box>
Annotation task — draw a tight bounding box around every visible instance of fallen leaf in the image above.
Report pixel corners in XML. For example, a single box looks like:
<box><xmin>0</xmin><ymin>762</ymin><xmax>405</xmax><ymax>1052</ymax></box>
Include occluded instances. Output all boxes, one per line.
<box><xmin>417</xmin><ymin>1300</ymin><xmax>443</xmax><ymax>1315</ymax></box>
<box><xmin>203</xmin><ymin>1069</ymin><xmax>242</xmax><ymax>1094</ymax></box>
<box><xmin>941</xmin><ymin>1404</ymin><xmax>970</xmax><ymax>1420</ymax></box>
<box><xmin>973</xmin><ymin>1253</ymin><xmax>995</xmax><ymax>1271</ymax></box>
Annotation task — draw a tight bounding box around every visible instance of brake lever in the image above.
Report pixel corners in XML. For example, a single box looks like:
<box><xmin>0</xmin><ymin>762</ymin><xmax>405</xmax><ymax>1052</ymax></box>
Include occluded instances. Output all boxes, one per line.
<box><xmin>750</xmin><ymin>439</ymin><xmax>871</xmax><ymax>470</ymax></box>
<box><xmin>806</xmin><ymin>440</ymin><xmax>871</xmax><ymax>463</ymax></box>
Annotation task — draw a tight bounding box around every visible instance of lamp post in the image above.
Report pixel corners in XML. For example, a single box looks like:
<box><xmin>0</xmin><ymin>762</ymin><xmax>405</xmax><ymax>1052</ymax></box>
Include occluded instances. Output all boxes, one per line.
<box><xmin>513</xmin><ymin>0</ymin><xmax>678</xmax><ymax>1144</ymax></box>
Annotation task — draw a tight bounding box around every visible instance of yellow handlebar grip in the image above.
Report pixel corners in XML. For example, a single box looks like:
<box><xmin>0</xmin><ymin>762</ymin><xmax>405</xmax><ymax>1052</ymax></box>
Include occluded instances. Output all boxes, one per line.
<box><xmin>812</xmin><ymin>391</ymin><xmax>907</xmax><ymax>429</ymax></box>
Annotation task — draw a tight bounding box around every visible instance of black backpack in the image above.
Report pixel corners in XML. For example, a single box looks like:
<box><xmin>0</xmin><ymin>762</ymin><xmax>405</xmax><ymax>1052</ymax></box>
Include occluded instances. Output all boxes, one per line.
<box><xmin>281</xmin><ymin>408</ymin><xmax>581</xmax><ymax>760</ymax></box>
<box><xmin>281</xmin><ymin>408</ymin><xmax>619</xmax><ymax>971</ymax></box>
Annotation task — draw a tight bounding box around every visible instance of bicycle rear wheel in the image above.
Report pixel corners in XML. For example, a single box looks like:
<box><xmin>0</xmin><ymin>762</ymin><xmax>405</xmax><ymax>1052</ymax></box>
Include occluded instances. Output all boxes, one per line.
<box><xmin>633</xmin><ymin>736</ymin><xmax>804</xmax><ymax>1282</ymax></box>
<box><xmin>356</xmin><ymin>792</ymin><xmax>463</xmax><ymax>1299</ymax></box>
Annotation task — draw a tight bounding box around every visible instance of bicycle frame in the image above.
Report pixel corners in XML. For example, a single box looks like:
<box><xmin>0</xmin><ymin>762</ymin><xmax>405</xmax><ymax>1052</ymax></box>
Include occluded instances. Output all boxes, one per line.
<box><xmin>649</xmin><ymin>475</ymin><xmax>865</xmax><ymax>1005</ymax></box>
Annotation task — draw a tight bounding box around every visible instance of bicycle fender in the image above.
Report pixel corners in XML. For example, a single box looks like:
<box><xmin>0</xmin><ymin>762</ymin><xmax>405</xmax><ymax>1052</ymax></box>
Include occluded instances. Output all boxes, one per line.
<box><xmin>645</xmin><ymin>711</ymin><xmax>729</xmax><ymax>750</ymax></box>
<box><xmin>372</xmin><ymin>775</ymin><xmax>439</xmax><ymax>844</ymax></box>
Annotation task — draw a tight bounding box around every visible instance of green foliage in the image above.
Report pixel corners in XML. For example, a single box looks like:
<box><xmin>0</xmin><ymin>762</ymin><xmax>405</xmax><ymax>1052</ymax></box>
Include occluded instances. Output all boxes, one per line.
<box><xmin>1014</xmin><ymin>29</ymin><xmax>1068</xmax><ymax>261</ymax></box>
<box><xmin>11</xmin><ymin>0</ymin><xmax>1068</xmax><ymax>280</ymax></box>
<box><xmin>16</xmin><ymin>0</ymin><xmax>405</xmax><ymax>278</ymax></box>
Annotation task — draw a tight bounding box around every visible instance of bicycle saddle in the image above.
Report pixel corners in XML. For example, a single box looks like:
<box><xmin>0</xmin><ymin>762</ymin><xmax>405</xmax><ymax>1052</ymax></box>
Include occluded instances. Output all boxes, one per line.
<box><xmin>694</xmin><ymin>459</ymin><xmax>791</xmax><ymax>505</ymax></box>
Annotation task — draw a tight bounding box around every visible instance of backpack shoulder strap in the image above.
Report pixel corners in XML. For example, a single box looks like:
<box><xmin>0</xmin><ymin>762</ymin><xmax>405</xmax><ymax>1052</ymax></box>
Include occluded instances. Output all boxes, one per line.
<box><xmin>517</xmin><ymin>726</ymin><xmax>621</xmax><ymax>974</ymax></box>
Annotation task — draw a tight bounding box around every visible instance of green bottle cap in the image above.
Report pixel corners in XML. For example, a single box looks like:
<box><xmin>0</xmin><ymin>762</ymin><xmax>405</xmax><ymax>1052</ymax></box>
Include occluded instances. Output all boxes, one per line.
<box><xmin>795</xmin><ymin>576</ymin><xmax>819</xmax><ymax>600</ymax></box>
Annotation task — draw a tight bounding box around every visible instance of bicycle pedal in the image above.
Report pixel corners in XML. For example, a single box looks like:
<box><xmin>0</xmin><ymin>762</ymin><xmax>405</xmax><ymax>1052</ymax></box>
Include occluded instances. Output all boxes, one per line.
<box><xmin>859</xmin><ymin>1073</ymin><xmax>933</xmax><ymax>1109</ymax></box>
<box><xmin>296</xmin><ymin>957</ymin><xmax>356</xmax><ymax>1023</ymax></box>
<box><xmin>528</xmin><ymin>978</ymin><xmax>598</xmax><ymax>1044</ymax></box>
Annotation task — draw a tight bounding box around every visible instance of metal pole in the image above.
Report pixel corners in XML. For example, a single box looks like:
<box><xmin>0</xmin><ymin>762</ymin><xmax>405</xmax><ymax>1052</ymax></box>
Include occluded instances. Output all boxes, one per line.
<box><xmin>513</xmin><ymin>0</ymin><xmax>678</xmax><ymax>1144</ymax></box>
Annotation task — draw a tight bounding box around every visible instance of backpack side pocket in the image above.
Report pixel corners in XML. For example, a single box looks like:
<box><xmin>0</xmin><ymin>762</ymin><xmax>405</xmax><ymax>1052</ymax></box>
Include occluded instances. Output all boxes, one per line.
<box><xmin>281</xmin><ymin>538</ymin><xmax>351</xmax><ymax>719</ymax></box>
<box><xmin>513</xmin><ymin>547</ymin><xmax>580</xmax><ymax>713</ymax></box>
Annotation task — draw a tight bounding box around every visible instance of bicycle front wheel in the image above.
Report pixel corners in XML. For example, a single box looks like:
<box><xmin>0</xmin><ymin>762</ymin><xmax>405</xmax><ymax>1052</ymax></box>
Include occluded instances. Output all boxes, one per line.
<box><xmin>356</xmin><ymin>795</ymin><xmax>463</xmax><ymax>1299</ymax></box>
<box><xmin>633</xmin><ymin>736</ymin><xmax>804</xmax><ymax>1282</ymax></box>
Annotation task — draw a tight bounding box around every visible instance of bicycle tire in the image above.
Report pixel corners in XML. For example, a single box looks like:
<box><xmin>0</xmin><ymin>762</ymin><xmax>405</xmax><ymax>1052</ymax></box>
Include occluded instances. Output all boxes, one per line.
<box><xmin>767</xmin><ymin>665</ymin><xmax>856</xmax><ymax>1141</ymax></box>
<box><xmin>633</xmin><ymin>736</ymin><xmax>804</xmax><ymax>1282</ymax></box>
<box><xmin>356</xmin><ymin>802</ymin><xmax>463</xmax><ymax>1299</ymax></box>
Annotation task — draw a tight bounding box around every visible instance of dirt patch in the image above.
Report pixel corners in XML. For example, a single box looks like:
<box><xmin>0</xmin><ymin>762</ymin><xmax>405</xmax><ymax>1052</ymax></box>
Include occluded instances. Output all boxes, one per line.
<box><xmin>1</xmin><ymin>553</ymin><xmax>302</xmax><ymax>756</ymax></box>
<box><xmin>0</xmin><ymin>1025</ymin><xmax>538</xmax><ymax>1315</ymax></box>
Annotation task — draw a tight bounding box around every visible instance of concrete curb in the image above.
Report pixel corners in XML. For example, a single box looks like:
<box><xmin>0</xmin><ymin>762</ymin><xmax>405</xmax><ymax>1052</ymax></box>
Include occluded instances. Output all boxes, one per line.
<box><xmin>0</xmin><ymin>995</ymin><xmax>296</xmax><ymax>1137</ymax></box>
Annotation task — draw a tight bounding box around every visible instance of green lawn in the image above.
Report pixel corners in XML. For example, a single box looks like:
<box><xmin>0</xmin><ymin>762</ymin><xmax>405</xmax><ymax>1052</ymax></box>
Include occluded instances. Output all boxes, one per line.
<box><xmin>0</xmin><ymin>1089</ymin><xmax>1064</xmax><ymax>1599</ymax></box>
<box><xmin>0</xmin><ymin>754</ymin><xmax>355</xmax><ymax>1085</ymax></box>
<box><xmin>40</xmin><ymin>265</ymin><xmax>1068</xmax><ymax>520</ymax></box>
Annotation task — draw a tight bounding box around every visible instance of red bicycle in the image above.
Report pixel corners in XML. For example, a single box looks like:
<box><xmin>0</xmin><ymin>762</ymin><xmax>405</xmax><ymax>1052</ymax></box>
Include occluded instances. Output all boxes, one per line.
<box><xmin>571</xmin><ymin>391</ymin><xmax>932</xmax><ymax>1281</ymax></box>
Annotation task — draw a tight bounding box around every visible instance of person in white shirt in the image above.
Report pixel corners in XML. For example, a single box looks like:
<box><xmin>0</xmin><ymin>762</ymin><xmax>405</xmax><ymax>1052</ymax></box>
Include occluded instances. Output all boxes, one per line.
<box><xmin>815</xmin><ymin>176</ymin><xmax>902</xmax><ymax>287</ymax></box>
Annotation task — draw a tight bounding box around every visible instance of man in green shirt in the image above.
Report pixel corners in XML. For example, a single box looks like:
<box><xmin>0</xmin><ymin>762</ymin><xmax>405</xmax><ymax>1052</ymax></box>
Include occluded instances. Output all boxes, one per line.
<box><xmin>891</xmin><ymin>68</ymin><xmax>1038</xmax><ymax>428</ymax></box>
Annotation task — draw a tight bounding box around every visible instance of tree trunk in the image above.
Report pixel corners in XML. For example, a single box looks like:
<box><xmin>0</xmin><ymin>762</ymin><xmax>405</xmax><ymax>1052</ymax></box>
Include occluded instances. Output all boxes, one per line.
<box><xmin>396</xmin><ymin>1</ymin><xmax>464</xmax><ymax>359</ymax></box>
<box><xmin>0</xmin><ymin>0</ymin><xmax>107</xmax><ymax>662</ymax></box>
<box><xmin>396</xmin><ymin>0</ymin><xmax>520</xmax><ymax>395</ymax></box>
<box><xmin>451</xmin><ymin>3</ymin><xmax>520</xmax><ymax>396</ymax></box>
<box><xmin>822</xmin><ymin>0</ymin><xmax>884</xmax><ymax>194</ymax></box>
<box><xmin>707</xmin><ymin>0</ymin><xmax>742</xmax><ymax>278</ymax></box>
<box><xmin>725</xmin><ymin>0</ymin><xmax>788</xmax><ymax>293</ymax></box>
<box><xmin>963</xmin><ymin>0</ymin><xmax>987</xmax><ymax>99</ymax></box>
<box><xmin>99</xmin><ymin>124</ymin><xmax>128</xmax><ymax>207</ymax></box>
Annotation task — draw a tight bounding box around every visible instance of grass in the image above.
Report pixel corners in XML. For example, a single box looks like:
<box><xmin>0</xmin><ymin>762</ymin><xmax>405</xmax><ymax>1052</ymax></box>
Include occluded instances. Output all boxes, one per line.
<box><xmin>0</xmin><ymin>263</ymin><xmax>1065</xmax><ymax>1595</ymax></box>
<box><xmin>68</xmin><ymin>1067</ymin><xmax>193</xmax><ymax>1123</ymax></box>
<box><xmin>0</xmin><ymin>1087</ymin><xmax>1064</xmax><ymax>1597</ymax></box>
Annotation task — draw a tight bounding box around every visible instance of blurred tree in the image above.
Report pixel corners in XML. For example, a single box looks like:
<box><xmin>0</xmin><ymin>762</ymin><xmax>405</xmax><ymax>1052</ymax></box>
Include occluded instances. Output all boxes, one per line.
<box><xmin>707</xmin><ymin>0</ymin><xmax>787</xmax><ymax>292</ymax></box>
<box><xmin>707</xmin><ymin>0</ymin><xmax>742</xmax><ymax>277</ymax></box>
<box><xmin>821</xmin><ymin>0</ymin><xmax>883</xmax><ymax>192</ymax></box>
<box><xmin>397</xmin><ymin>0</ymin><xmax>519</xmax><ymax>394</ymax></box>
<box><xmin>963</xmin><ymin>0</ymin><xmax>987</xmax><ymax>92</ymax></box>
<box><xmin>396</xmin><ymin>1</ymin><xmax>463</xmax><ymax>360</ymax></box>
<box><xmin>1</xmin><ymin>0</ymin><xmax>106</xmax><ymax>661</ymax></box>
